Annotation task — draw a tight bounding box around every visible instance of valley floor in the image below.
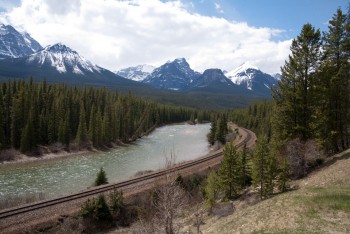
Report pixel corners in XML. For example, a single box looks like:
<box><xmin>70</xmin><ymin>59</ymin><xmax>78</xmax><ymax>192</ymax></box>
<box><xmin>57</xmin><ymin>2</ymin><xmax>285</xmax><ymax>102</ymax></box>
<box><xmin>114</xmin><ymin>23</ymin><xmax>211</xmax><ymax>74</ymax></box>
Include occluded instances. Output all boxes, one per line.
<box><xmin>200</xmin><ymin>149</ymin><xmax>350</xmax><ymax>233</ymax></box>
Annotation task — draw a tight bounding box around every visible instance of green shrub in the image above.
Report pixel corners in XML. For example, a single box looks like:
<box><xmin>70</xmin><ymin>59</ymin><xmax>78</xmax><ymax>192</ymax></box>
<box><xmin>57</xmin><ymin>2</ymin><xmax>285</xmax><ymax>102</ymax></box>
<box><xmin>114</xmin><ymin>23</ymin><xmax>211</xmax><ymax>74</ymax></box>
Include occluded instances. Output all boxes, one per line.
<box><xmin>81</xmin><ymin>195</ymin><xmax>112</xmax><ymax>221</ymax></box>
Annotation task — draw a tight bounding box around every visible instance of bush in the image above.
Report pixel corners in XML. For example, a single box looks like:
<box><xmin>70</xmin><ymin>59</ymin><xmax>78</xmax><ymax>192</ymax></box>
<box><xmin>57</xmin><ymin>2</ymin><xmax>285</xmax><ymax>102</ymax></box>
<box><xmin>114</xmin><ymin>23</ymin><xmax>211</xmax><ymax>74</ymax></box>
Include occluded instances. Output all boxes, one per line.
<box><xmin>285</xmin><ymin>139</ymin><xmax>307</xmax><ymax>179</ymax></box>
<box><xmin>109</xmin><ymin>189</ymin><xmax>124</xmax><ymax>216</ymax></box>
<box><xmin>81</xmin><ymin>195</ymin><xmax>112</xmax><ymax>221</ymax></box>
<box><xmin>81</xmin><ymin>198</ymin><xmax>96</xmax><ymax>219</ymax></box>
<box><xmin>285</xmin><ymin>139</ymin><xmax>325</xmax><ymax>178</ymax></box>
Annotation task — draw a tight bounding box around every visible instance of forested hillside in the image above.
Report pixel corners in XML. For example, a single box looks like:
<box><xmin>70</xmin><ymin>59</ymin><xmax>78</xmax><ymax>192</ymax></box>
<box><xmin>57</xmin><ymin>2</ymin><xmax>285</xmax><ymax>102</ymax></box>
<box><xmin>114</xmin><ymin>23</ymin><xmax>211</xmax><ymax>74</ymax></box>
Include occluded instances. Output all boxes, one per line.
<box><xmin>228</xmin><ymin>101</ymin><xmax>273</xmax><ymax>138</ymax></box>
<box><xmin>0</xmin><ymin>79</ymin><xmax>209</xmax><ymax>154</ymax></box>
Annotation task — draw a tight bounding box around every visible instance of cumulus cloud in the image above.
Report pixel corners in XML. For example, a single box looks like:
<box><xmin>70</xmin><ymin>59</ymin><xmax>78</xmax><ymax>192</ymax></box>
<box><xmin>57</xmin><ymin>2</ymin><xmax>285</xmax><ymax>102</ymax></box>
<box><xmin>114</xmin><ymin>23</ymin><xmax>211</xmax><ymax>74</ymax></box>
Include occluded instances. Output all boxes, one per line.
<box><xmin>0</xmin><ymin>0</ymin><xmax>291</xmax><ymax>73</ymax></box>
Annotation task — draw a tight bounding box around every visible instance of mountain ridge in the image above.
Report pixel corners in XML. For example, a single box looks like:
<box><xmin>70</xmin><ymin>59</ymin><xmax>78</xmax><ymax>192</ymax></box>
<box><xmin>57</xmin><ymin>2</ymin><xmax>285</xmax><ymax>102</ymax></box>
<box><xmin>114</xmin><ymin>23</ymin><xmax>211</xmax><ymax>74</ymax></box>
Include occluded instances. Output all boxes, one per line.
<box><xmin>0</xmin><ymin>23</ymin><xmax>42</xmax><ymax>59</ymax></box>
<box><xmin>0</xmin><ymin>23</ymin><xmax>276</xmax><ymax>108</ymax></box>
<box><xmin>118</xmin><ymin>59</ymin><xmax>278</xmax><ymax>97</ymax></box>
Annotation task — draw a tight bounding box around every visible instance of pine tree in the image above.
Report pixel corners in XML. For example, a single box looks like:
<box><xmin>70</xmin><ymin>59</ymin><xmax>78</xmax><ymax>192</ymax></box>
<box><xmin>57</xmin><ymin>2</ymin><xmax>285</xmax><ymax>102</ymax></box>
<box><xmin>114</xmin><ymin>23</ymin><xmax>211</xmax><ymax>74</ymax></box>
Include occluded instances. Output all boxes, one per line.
<box><xmin>204</xmin><ymin>171</ymin><xmax>220</xmax><ymax>209</ymax></box>
<box><xmin>95</xmin><ymin>167</ymin><xmax>108</xmax><ymax>186</ymax></box>
<box><xmin>273</xmin><ymin>23</ymin><xmax>322</xmax><ymax>141</ymax></box>
<box><xmin>20</xmin><ymin>108</ymin><xmax>35</xmax><ymax>153</ymax></box>
<box><xmin>0</xmin><ymin>89</ymin><xmax>5</xmax><ymax>149</ymax></box>
<box><xmin>278</xmin><ymin>157</ymin><xmax>289</xmax><ymax>192</ymax></box>
<box><xmin>252</xmin><ymin>135</ymin><xmax>276</xmax><ymax>200</ymax></box>
<box><xmin>239</xmin><ymin>144</ymin><xmax>252</xmax><ymax>187</ymax></box>
<box><xmin>320</xmin><ymin>8</ymin><xmax>350</xmax><ymax>152</ymax></box>
<box><xmin>208</xmin><ymin>120</ymin><xmax>216</xmax><ymax>145</ymax></box>
<box><xmin>76</xmin><ymin>103</ymin><xmax>88</xmax><ymax>146</ymax></box>
<box><xmin>218</xmin><ymin>143</ymin><xmax>241</xmax><ymax>198</ymax></box>
<box><xmin>94</xmin><ymin>195</ymin><xmax>112</xmax><ymax>221</ymax></box>
<box><xmin>89</xmin><ymin>105</ymin><xmax>97</xmax><ymax>145</ymax></box>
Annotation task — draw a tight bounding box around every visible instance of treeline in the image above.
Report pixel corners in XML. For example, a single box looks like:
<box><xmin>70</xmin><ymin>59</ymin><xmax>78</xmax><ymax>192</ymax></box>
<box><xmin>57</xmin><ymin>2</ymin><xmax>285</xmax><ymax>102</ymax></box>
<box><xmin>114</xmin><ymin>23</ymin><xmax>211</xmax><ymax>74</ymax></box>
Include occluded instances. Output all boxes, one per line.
<box><xmin>0</xmin><ymin>79</ymin><xmax>210</xmax><ymax>154</ymax></box>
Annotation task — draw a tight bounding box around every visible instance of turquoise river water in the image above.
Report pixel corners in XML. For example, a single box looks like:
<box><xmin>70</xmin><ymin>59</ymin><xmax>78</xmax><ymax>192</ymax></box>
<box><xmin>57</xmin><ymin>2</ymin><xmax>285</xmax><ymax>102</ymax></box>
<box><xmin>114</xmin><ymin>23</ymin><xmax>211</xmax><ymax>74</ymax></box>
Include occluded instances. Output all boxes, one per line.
<box><xmin>0</xmin><ymin>123</ymin><xmax>210</xmax><ymax>202</ymax></box>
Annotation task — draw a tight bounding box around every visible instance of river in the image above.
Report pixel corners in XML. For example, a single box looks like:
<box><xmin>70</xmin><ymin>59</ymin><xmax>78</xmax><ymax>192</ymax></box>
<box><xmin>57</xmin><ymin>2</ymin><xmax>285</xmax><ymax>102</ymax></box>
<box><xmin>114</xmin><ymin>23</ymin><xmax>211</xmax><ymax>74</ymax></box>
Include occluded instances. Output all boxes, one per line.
<box><xmin>0</xmin><ymin>123</ymin><xmax>210</xmax><ymax>204</ymax></box>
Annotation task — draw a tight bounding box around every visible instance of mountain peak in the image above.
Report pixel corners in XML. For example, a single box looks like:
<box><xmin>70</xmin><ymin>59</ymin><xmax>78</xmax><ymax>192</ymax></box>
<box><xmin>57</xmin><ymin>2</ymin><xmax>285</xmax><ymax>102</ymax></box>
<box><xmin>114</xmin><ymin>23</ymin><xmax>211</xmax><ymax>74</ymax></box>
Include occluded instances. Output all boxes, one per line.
<box><xmin>143</xmin><ymin>57</ymin><xmax>199</xmax><ymax>90</ymax></box>
<box><xmin>192</xmin><ymin>68</ymin><xmax>233</xmax><ymax>89</ymax></box>
<box><xmin>116</xmin><ymin>64</ymin><xmax>155</xmax><ymax>82</ymax></box>
<box><xmin>231</xmin><ymin>62</ymin><xmax>260</xmax><ymax>74</ymax></box>
<box><xmin>174</xmin><ymin>57</ymin><xmax>186</xmax><ymax>63</ymax></box>
<box><xmin>44</xmin><ymin>43</ymin><xmax>76</xmax><ymax>54</ymax></box>
<box><xmin>226</xmin><ymin>62</ymin><xmax>278</xmax><ymax>92</ymax></box>
<box><xmin>166</xmin><ymin>57</ymin><xmax>189</xmax><ymax>66</ymax></box>
<box><xmin>0</xmin><ymin>23</ymin><xmax>42</xmax><ymax>59</ymax></box>
<box><xmin>28</xmin><ymin>42</ymin><xmax>100</xmax><ymax>74</ymax></box>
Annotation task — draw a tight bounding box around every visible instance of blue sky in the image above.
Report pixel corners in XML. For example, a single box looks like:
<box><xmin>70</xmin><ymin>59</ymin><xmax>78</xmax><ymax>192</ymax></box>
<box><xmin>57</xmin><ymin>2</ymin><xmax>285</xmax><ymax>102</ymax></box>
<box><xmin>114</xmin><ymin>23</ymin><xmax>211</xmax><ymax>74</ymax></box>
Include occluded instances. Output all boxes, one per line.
<box><xmin>0</xmin><ymin>0</ymin><xmax>349</xmax><ymax>73</ymax></box>
<box><xmin>178</xmin><ymin>0</ymin><xmax>349</xmax><ymax>39</ymax></box>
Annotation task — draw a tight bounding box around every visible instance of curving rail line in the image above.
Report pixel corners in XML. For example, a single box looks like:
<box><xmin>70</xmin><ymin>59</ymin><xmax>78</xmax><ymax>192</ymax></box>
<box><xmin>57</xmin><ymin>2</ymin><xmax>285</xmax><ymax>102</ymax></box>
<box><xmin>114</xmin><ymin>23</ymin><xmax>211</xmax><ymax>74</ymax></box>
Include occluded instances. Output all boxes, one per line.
<box><xmin>0</xmin><ymin>127</ymin><xmax>254</xmax><ymax>220</ymax></box>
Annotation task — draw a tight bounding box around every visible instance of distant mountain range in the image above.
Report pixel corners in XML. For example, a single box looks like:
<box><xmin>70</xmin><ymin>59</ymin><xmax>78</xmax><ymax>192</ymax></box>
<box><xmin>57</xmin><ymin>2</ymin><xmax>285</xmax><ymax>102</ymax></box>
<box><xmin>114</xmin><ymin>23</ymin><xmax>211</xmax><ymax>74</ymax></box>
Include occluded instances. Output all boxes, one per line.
<box><xmin>0</xmin><ymin>23</ymin><xmax>280</xmax><ymax>108</ymax></box>
<box><xmin>116</xmin><ymin>59</ymin><xmax>279</xmax><ymax>97</ymax></box>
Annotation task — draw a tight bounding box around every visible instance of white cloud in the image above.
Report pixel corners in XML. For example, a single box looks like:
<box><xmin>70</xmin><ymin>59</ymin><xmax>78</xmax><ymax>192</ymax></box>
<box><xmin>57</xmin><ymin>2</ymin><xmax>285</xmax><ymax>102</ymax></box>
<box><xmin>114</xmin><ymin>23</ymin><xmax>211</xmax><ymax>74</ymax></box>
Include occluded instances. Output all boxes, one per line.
<box><xmin>0</xmin><ymin>0</ymin><xmax>291</xmax><ymax>74</ymax></box>
<box><xmin>214</xmin><ymin>2</ymin><xmax>224</xmax><ymax>14</ymax></box>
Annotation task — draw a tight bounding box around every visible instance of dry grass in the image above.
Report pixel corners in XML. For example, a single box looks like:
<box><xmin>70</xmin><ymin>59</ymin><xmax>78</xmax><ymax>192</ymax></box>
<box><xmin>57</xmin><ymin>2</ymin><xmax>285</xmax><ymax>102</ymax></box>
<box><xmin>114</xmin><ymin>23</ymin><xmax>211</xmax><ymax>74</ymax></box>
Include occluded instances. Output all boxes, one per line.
<box><xmin>200</xmin><ymin>149</ymin><xmax>350</xmax><ymax>234</ymax></box>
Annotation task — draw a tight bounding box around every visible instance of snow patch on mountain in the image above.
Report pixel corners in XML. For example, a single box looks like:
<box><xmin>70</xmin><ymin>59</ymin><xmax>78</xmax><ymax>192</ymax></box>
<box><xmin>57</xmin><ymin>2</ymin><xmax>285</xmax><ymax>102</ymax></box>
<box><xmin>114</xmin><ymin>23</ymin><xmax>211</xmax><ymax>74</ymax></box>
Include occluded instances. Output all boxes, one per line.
<box><xmin>27</xmin><ymin>43</ymin><xmax>101</xmax><ymax>74</ymax></box>
<box><xmin>0</xmin><ymin>23</ymin><xmax>42</xmax><ymax>59</ymax></box>
<box><xmin>116</xmin><ymin>64</ymin><xmax>155</xmax><ymax>81</ymax></box>
<box><xmin>226</xmin><ymin>62</ymin><xmax>259</xmax><ymax>90</ymax></box>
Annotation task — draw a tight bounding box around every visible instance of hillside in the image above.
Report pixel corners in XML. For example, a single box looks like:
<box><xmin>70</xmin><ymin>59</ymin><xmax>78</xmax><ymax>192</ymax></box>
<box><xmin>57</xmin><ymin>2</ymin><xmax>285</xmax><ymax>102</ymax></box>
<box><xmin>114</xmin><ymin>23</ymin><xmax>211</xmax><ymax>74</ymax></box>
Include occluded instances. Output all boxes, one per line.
<box><xmin>201</xmin><ymin>149</ymin><xmax>350</xmax><ymax>233</ymax></box>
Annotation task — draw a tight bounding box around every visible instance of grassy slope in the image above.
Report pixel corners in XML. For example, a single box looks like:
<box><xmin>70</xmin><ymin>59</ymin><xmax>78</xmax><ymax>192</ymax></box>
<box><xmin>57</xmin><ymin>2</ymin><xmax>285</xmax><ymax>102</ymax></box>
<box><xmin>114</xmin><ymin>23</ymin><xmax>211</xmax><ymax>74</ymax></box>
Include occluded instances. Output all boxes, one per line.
<box><xmin>202</xmin><ymin>149</ymin><xmax>350</xmax><ymax>234</ymax></box>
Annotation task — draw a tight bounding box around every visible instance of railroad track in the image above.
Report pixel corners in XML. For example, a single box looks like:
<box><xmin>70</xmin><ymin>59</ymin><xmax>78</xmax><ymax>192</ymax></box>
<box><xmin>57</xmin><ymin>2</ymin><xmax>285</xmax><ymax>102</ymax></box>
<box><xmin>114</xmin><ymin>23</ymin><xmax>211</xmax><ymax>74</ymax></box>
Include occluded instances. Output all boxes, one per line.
<box><xmin>0</xmin><ymin>127</ymin><xmax>254</xmax><ymax>220</ymax></box>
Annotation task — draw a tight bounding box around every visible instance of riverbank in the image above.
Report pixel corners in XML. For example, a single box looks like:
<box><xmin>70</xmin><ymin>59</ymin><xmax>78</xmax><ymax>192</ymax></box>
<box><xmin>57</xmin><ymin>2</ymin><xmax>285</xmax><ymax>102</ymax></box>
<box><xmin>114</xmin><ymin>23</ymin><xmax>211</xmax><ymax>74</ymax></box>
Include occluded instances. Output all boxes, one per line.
<box><xmin>0</xmin><ymin>122</ymin><xmax>213</xmax><ymax>166</ymax></box>
<box><xmin>0</xmin><ymin>123</ymin><xmax>159</xmax><ymax>165</ymax></box>
<box><xmin>0</xmin><ymin>141</ymin><xmax>130</xmax><ymax>165</ymax></box>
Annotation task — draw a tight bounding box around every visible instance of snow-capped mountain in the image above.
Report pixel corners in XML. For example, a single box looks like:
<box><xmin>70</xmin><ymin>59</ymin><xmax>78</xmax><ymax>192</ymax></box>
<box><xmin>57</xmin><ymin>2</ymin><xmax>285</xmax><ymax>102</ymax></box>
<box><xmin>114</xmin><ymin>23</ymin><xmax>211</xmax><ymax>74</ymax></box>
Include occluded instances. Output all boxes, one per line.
<box><xmin>226</xmin><ymin>62</ymin><xmax>278</xmax><ymax>94</ymax></box>
<box><xmin>116</xmin><ymin>64</ymin><xmax>155</xmax><ymax>82</ymax></box>
<box><xmin>0</xmin><ymin>23</ymin><xmax>42</xmax><ymax>59</ymax></box>
<box><xmin>26</xmin><ymin>43</ymin><xmax>102</xmax><ymax>75</ymax></box>
<box><xmin>0</xmin><ymin>41</ymin><xmax>149</xmax><ymax>89</ymax></box>
<box><xmin>142</xmin><ymin>58</ymin><xmax>200</xmax><ymax>90</ymax></box>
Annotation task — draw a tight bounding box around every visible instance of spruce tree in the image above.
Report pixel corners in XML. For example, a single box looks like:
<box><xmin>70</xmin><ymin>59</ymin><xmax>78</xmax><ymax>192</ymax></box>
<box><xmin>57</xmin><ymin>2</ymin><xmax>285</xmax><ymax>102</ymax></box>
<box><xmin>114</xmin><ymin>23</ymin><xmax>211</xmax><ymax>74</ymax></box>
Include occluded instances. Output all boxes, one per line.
<box><xmin>252</xmin><ymin>135</ymin><xmax>275</xmax><ymax>200</ymax></box>
<box><xmin>218</xmin><ymin>143</ymin><xmax>241</xmax><ymax>198</ymax></box>
<box><xmin>94</xmin><ymin>195</ymin><xmax>112</xmax><ymax>221</ymax></box>
<box><xmin>204</xmin><ymin>171</ymin><xmax>220</xmax><ymax>209</ymax></box>
<box><xmin>273</xmin><ymin>23</ymin><xmax>322</xmax><ymax>141</ymax></box>
<box><xmin>95</xmin><ymin>167</ymin><xmax>108</xmax><ymax>186</ymax></box>
<box><xmin>239</xmin><ymin>144</ymin><xmax>252</xmax><ymax>187</ymax></box>
<box><xmin>208</xmin><ymin>120</ymin><xmax>216</xmax><ymax>145</ymax></box>
<box><xmin>20</xmin><ymin>103</ymin><xmax>35</xmax><ymax>152</ymax></box>
<box><xmin>320</xmin><ymin>8</ymin><xmax>350</xmax><ymax>151</ymax></box>
<box><xmin>0</xmin><ymin>89</ymin><xmax>4</xmax><ymax>149</ymax></box>
<box><xmin>76</xmin><ymin>103</ymin><xmax>88</xmax><ymax>146</ymax></box>
<box><xmin>89</xmin><ymin>105</ymin><xmax>97</xmax><ymax>145</ymax></box>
